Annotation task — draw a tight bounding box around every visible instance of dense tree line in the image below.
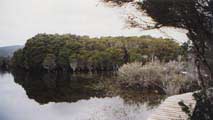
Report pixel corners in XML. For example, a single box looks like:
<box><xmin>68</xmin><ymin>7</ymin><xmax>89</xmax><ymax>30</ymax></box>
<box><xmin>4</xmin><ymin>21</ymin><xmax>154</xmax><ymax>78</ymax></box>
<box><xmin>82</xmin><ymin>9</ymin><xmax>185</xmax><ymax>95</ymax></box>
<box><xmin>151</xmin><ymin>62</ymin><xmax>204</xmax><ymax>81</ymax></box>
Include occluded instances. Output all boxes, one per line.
<box><xmin>11</xmin><ymin>34</ymin><xmax>185</xmax><ymax>72</ymax></box>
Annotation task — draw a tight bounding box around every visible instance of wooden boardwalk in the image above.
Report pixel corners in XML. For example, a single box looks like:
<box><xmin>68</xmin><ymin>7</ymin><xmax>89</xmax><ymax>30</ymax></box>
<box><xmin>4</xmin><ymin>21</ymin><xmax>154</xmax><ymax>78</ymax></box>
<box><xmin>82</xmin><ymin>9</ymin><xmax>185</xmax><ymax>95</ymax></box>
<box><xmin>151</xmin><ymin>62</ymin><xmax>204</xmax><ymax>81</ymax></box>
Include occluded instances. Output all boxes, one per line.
<box><xmin>148</xmin><ymin>92</ymin><xmax>197</xmax><ymax>120</ymax></box>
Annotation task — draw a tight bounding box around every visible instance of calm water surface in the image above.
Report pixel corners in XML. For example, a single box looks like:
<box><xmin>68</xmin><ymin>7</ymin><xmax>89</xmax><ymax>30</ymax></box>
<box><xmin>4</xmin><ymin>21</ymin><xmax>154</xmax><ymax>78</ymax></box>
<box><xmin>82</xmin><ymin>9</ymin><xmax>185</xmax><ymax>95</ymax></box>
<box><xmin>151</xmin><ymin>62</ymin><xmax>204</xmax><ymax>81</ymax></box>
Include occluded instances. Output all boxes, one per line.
<box><xmin>0</xmin><ymin>71</ymin><xmax>164</xmax><ymax>120</ymax></box>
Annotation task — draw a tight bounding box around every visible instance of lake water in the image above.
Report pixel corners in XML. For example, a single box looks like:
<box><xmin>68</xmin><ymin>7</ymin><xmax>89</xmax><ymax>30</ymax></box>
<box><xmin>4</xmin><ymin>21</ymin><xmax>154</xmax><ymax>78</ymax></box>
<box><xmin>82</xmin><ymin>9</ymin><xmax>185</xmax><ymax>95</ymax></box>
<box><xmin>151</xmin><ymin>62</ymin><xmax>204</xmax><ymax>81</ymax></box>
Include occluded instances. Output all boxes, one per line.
<box><xmin>0</xmin><ymin>71</ymin><xmax>164</xmax><ymax>120</ymax></box>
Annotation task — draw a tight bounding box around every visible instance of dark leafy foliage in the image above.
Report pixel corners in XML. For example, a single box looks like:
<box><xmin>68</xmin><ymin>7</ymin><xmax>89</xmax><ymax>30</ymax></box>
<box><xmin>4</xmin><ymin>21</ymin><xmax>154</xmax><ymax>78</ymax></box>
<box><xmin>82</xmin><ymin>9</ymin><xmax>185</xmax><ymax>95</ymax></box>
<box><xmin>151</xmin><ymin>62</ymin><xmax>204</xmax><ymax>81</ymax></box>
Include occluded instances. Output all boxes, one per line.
<box><xmin>191</xmin><ymin>89</ymin><xmax>213</xmax><ymax>120</ymax></box>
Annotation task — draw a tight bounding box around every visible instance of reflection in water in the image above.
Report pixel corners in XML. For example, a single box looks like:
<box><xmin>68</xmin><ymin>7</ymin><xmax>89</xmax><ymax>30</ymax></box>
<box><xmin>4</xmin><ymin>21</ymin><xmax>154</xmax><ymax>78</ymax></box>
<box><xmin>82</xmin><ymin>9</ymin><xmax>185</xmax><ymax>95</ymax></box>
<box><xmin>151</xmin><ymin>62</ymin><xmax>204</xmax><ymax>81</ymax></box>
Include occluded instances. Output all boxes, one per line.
<box><xmin>13</xmin><ymin>71</ymin><xmax>109</xmax><ymax>104</ymax></box>
<box><xmin>0</xmin><ymin>71</ymin><xmax>165</xmax><ymax>120</ymax></box>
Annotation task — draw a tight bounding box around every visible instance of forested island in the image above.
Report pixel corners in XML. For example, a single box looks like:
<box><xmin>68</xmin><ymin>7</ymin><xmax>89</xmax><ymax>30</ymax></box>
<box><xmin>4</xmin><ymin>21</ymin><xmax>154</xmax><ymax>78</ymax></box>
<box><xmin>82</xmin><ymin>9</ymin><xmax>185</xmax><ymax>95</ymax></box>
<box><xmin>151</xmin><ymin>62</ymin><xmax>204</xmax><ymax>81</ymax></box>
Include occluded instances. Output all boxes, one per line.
<box><xmin>1</xmin><ymin>0</ymin><xmax>213</xmax><ymax>119</ymax></box>
<box><xmin>11</xmin><ymin>34</ymin><xmax>186</xmax><ymax>72</ymax></box>
<box><xmin>1</xmin><ymin>34</ymin><xmax>197</xmax><ymax>95</ymax></box>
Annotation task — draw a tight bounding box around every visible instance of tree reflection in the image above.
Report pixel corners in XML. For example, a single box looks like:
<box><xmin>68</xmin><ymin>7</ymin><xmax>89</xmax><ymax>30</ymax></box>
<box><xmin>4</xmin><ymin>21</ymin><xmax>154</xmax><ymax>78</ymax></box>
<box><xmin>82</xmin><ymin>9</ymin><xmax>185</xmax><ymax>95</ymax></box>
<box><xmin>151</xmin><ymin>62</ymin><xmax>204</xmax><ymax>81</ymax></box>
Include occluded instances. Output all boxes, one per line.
<box><xmin>12</xmin><ymin>70</ymin><xmax>164</xmax><ymax>107</ymax></box>
<box><xmin>12</xmin><ymin>70</ymin><xmax>107</xmax><ymax>104</ymax></box>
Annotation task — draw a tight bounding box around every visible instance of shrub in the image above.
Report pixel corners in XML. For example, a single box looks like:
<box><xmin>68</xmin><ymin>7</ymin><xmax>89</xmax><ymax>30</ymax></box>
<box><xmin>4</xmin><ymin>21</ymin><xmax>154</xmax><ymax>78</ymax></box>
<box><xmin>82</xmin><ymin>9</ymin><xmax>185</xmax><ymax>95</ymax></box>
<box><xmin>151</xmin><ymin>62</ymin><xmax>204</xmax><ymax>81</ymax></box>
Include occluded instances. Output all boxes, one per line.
<box><xmin>118</xmin><ymin>61</ymin><xmax>198</xmax><ymax>95</ymax></box>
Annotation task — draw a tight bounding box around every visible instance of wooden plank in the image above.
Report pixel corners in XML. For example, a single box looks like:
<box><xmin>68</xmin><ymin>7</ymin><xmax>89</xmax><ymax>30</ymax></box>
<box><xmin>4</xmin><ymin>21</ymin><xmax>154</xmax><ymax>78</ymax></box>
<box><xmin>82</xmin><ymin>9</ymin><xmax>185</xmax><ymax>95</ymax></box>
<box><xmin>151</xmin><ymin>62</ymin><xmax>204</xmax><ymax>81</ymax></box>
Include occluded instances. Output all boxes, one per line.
<box><xmin>148</xmin><ymin>92</ymin><xmax>196</xmax><ymax>120</ymax></box>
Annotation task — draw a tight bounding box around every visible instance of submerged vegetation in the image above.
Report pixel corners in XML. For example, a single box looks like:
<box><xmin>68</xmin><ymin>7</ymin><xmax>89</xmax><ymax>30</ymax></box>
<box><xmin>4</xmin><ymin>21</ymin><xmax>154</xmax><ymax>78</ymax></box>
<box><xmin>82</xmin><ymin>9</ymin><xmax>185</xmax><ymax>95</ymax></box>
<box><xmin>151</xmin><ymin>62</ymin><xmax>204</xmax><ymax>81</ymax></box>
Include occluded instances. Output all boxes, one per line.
<box><xmin>11</xmin><ymin>34</ymin><xmax>186</xmax><ymax>72</ymax></box>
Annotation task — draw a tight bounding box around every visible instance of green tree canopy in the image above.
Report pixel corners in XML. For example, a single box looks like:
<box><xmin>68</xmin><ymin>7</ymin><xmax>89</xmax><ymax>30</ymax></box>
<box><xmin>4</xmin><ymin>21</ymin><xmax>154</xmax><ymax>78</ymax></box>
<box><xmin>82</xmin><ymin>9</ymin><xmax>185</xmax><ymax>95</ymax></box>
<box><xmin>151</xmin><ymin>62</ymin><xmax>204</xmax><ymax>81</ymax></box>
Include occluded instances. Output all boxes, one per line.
<box><xmin>12</xmin><ymin>34</ymin><xmax>184</xmax><ymax>72</ymax></box>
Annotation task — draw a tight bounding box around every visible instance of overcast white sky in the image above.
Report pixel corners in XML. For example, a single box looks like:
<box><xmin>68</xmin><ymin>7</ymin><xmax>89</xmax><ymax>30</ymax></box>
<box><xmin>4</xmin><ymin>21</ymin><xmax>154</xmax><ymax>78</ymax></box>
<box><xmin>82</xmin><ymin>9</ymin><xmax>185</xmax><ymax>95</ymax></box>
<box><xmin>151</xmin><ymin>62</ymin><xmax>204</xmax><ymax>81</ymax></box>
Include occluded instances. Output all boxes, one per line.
<box><xmin>0</xmin><ymin>0</ymin><xmax>188</xmax><ymax>47</ymax></box>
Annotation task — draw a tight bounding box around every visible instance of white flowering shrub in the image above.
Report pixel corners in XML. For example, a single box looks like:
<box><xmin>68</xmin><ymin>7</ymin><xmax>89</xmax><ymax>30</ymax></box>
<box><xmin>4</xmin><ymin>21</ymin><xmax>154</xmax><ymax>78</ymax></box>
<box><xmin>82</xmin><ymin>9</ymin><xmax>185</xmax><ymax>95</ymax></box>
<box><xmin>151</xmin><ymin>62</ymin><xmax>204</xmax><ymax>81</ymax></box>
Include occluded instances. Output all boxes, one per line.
<box><xmin>118</xmin><ymin>62</ymin><xmax>143</xmax><ymax>84</ymax></box>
